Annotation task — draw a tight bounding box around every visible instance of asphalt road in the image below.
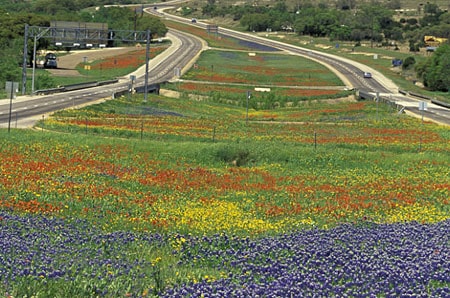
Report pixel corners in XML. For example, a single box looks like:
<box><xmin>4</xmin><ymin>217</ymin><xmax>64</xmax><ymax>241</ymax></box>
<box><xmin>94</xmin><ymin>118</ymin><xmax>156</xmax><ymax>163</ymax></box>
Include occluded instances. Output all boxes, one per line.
<box><xmin>151</xmin><ymin>6</ymin><xmax>450</xmax><ymax>127</ymax></box>
<box><xmin>0</xmin><ymin>29</ymin><xmax>205</xmax><ymax>128</ymax></box>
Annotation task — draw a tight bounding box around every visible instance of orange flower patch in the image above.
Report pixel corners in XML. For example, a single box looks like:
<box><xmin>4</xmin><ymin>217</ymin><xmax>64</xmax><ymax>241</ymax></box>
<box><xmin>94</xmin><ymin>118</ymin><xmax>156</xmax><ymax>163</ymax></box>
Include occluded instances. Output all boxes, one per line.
<box><xmin>281</xmin><ymin>89</ymin><xmax>340</xmax><ymax>97</ymax></box>
<box><xmin>179</xmin><ymin>82</ymin><xmax>249</xmax><ymax>93</ymax></box>
<box><xmin>286</xmin><ymin>102</ymin><xmax>368</xmax><ymax>119</ymax></box>
<box><xmin>90</xmin><ymin>47</ymin><xmax>167</xmax><ymax>70</ymax></box>
<box><xmin>241</xmin><ymin>65</ymin><xmax>279</xmax><ymax>76</ymax></box>
<box><xmin>363</xmin><ymin>127</ymin><xmax>443</xmax><ymax>144</ymax></box>
<box><xmin>0</xmin><ymin>198</ymin><xmax>61</xmax><ymax>214</ymax></box>
<box><xmin>193</xmin><ymin>73</ymin><xmax>251</xmax><ymax>84</ymax></box>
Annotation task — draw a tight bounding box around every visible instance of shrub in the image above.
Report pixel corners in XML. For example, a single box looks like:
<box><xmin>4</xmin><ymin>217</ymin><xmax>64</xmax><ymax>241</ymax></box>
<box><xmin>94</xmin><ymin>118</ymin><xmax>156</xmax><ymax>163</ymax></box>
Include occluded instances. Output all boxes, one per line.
<box><xmin>402</xmin><ymin>56</ymin><xmax>416</xmax><ymax>70</ymax></box>
<box><xmin>215</xmin><ymin>145</ymin><xmax>252</xmax><ymax>166</ymax></box>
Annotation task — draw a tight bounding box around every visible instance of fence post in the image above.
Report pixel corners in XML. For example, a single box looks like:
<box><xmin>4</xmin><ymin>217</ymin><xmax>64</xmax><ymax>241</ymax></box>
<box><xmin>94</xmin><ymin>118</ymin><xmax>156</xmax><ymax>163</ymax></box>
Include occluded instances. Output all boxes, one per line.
<box><xmin>314</xmin><ymin>131</ymin><xmax>317</xmax><ymax>150</ymax></box>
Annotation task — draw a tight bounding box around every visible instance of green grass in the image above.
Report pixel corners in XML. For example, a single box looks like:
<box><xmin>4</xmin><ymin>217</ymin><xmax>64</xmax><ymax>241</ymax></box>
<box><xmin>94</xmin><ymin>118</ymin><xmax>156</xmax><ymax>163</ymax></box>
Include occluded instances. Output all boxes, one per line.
<box><xmin>183</xmin><ymin>50</ymin><xmax>343</xmax><ymax>86</ymax></box>
<box><xmin>1</xmin><ymin>89</ymin><xmax>449</xmax><ymax>295</ymax></box>
<box><xmin>160</xmin><ymin>49</ymin><xmax>351</xmax><ymax>106</ymax></box>
<box><xmin>41</xmin><ymin>93</ymin><xmax>449</xmax><ymax>152</ymax></box>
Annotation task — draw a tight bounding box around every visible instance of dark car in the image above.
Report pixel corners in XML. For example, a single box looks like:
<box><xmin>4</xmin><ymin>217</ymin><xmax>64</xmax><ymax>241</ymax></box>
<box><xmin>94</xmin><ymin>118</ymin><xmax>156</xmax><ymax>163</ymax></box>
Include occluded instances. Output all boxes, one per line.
<box><xmin>363</xmin><ymin>72</ymin><xmax>372</xmax><ymax>78</ymax></box>
<box><xmin>44</xmin><ymin>53</ymin><xmax>57</xmax><ymax>69</ymax></box>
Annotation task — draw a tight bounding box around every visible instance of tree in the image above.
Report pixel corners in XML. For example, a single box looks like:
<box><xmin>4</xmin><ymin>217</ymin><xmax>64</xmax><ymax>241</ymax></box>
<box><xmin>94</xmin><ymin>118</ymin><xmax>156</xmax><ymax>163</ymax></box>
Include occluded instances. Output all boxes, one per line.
<box><xmin>408</xmin><ymin>39</ymin><xmax>420</xmax><ymax>52</ymax></box>
<box><xmin>136</xmin><ymin>16</ymin><xmax>168</xmax><ymax>38</ymax></box>
<box><xmin>402</xmin><ymin>56</ymin><xmax>416</xmax><ymax>70</ymax></box>
<box><xmin>32</xmin><ymin>0</ymin><xmax>80</xmax><ymax>16</ymax></box>
<box><xmin>416</xmin><ymin>44</ymin><xmax>450</xmax><ymax>91</ymax></box>
<box><xmin>424</xmin><ymin>3</ymin><xmax>440</xmax><ymax>15</ymax></box>
<box><xmin>422</xmin><ymin>24</ymin><xmax>450</xmax><ymax>39</ymax></box>
<box><xmin>94</xmin><ymin>7</ymin><xmax>134</xmax><ymax>31</ymax></box>
<box><xmin>385</xmin><ymin>27</ymin><xmax>403</xmax><ymax>42</ymax></box>
<box><xmin>329</xmin><ymin>25</ymin><xmax>352</xmax><ymax>41</ymax></box>
<box><xmin>0</xmin><ymin>40</ymin><xmax>22</xmax><ymax>86</ymax></box>
<box><xmin>0</xmin><ymin>12</ymin><xmax>50</xmax><ymax>68</ymax></box>
<box><xmin>440</xmin><ymin>12</ymin><xmax>450</xmax><ymax>24</ymax></box>
<box><xmin>385</xmin><ymin>0</ymin><xmax>401</xmax><ymax>10</ymax></box>
<box><xmin>354</xmin><ymin>4</ymin><xmax>394</xmax><ymax>46</ymax></box>
<box><xmin>240</xmin><ymin>13</ymin><xmax>270</xmax><ymax>32</ymax></box>
<box><xmin>336</xmin><ymin>0</ymin><xmax>356</xmax><ymax>10</ymax></box>
<box><xmin>202</xmin><ymin>3</ymin><xmax>218</xmax><ymax>17</ymax></box>
<box><xmin>315</xmin><ymin>11</ymin><xmax>339</xmax><ymax>36</ymax></box>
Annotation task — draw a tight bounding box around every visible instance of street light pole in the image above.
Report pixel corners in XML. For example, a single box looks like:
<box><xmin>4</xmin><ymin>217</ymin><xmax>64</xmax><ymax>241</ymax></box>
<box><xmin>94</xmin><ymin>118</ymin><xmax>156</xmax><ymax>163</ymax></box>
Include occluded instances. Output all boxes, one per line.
<box><xmin>30</xmin><ymin>27</ymin><xmax>50</xmax><ymax>95</ymax></box>
<box><xmin>7</xmin><ymin>82</ymin><xmax>14</xmax><ymax>133</ymax></box>
<box><xmin>31</xmin><ymin>35</ymin><xmax>37</xmax><ymax>94</ymax></box>
<box><xmin>144</xmin><ymin>29</ymin><xmax>151</xmax><ymax>102</ymax></box>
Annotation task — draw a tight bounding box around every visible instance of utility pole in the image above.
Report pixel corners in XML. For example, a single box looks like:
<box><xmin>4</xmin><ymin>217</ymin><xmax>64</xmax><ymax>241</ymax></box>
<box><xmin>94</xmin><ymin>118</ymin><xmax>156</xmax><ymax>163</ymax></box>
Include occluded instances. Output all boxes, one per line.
<box><xmin>134</xmin><ymin>8</ymin><xmax>137</xmax><ymax>32</ymax></box>
<box><xmin>22</xmin><ymin>24</ymin><xmax>29</xmax><ymax>95</ymax></box>
<box><xmin>371</xmin><ymin>16</ymin><xmax>374</xmax><ymax>48</ymax></box>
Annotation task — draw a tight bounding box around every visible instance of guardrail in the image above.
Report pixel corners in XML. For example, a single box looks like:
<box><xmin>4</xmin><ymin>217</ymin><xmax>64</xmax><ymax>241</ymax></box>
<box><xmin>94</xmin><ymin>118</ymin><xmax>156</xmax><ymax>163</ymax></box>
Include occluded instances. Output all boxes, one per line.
<box><xmin>358</xmin><ymin>89</ymin><xmax>450</xmax><ymax>109</ymax></box>
<box><xmin>408</xmin><ymin>91</ymin><xmax>450</xmax><ymax>109</ymax></box>
<box><xmin>34</xmin><ymin>79</ymin><xmax>119</xmax><ymax>95</ymax></box>
<box><xmin>97</xmin><ymin>79</ymin><xmax>119</xmax><ymax>86</ymax></box>
<box><xmin>34</xmin><ymin>87</ymin><xmax>66</xmax><ymax>95</ymax></box>
<box><xmin>63</xmin><ymin>81</ymin><xmax>99</xmax><ymax>92</ymax></box>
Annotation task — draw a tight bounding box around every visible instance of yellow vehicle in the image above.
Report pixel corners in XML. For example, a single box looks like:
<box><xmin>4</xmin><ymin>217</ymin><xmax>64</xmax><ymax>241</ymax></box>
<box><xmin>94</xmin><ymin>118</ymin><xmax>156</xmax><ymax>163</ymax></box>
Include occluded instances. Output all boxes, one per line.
<box><xmin>424</xmin><ymin>36</ymin><xmax>448</xmax><ymax>47</ymax></box>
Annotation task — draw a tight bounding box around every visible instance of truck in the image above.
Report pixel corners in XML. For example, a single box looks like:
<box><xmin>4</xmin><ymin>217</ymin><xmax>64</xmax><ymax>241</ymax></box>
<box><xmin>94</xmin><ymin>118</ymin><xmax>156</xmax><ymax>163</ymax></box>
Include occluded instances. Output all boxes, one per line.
<box><xmin>44</xmin><ymin>53</ymin><xmax>57</xmax><ymax>69</ymax></box>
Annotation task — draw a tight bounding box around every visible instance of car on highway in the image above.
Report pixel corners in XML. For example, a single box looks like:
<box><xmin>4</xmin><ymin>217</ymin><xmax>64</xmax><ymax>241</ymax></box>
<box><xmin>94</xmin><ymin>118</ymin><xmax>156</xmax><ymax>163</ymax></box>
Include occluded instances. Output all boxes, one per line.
<box><xmin>44</xmin><ymin>53</ymin><xmax>57</xmax><ymax>69</ymax></box>
<box><xmin>363</xmin><ymin>72</ymin><xmax>372</xmax><ymax>78</ymax></box>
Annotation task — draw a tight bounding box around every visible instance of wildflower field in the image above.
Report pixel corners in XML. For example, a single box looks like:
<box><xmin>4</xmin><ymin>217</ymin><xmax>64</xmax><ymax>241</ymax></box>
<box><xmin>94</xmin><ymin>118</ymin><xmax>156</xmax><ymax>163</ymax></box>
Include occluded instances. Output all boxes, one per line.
<box><xmin>1</xmin><ymin>20</ymin><xmax>449</xmax><ymax>297</ymax></box>
<box><xmin>1</xmin><ymin>93</ymin><xmax>449</xmax><ymax>296</ymax></box>
<box><xmin>164</xmin><ymin>49</ymin><xmax>350</xmax><ymax>108</ymax></box>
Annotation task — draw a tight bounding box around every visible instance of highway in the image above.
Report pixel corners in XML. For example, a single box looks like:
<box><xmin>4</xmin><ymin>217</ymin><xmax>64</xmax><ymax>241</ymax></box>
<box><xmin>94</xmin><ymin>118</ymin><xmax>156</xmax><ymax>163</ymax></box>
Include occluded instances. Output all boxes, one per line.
<box><xmin>216</xmin><ymin>28</ymin><xmax>450</xmax><ymax>126</ymax></box>
<box><xmin>1</xmin><ymin>5</ymin><xmax>449</xmax><ymax>128</ymax></box>
<box><xmin>0</xmin><ymin>29</ymin><xmax>204</xmax><ymax>128</ymax></box>
<box><xmin>153</xmin><ymin>7</ymin><xmax>450</xmax><ymax>126</ymax></box>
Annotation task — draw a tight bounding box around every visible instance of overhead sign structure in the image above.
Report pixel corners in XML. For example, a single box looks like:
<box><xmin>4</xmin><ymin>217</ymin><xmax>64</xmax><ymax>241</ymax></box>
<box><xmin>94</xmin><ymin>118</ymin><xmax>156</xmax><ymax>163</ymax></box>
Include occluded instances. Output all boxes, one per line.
<box><xmin>49</xmin><ymin>21</ymin><xmax>109</xmax><ymax>48</ymax></box>
<box><xmin>22</xmin><ymin>24</ymin><xmax>152</xmax><ymax>98</ymax></box>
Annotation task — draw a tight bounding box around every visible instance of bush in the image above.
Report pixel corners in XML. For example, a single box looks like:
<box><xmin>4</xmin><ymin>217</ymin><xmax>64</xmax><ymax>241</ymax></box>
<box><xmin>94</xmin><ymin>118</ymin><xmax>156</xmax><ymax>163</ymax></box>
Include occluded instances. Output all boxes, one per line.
<box><xmin>402</xmin><ymin>56</ymin><xmax>416</xmax><ymax>70</ymax></box>
<box><xmin>215</xmin><ymin>145</ymin><xmax>252</xmax><ymax>166</ymax></box>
